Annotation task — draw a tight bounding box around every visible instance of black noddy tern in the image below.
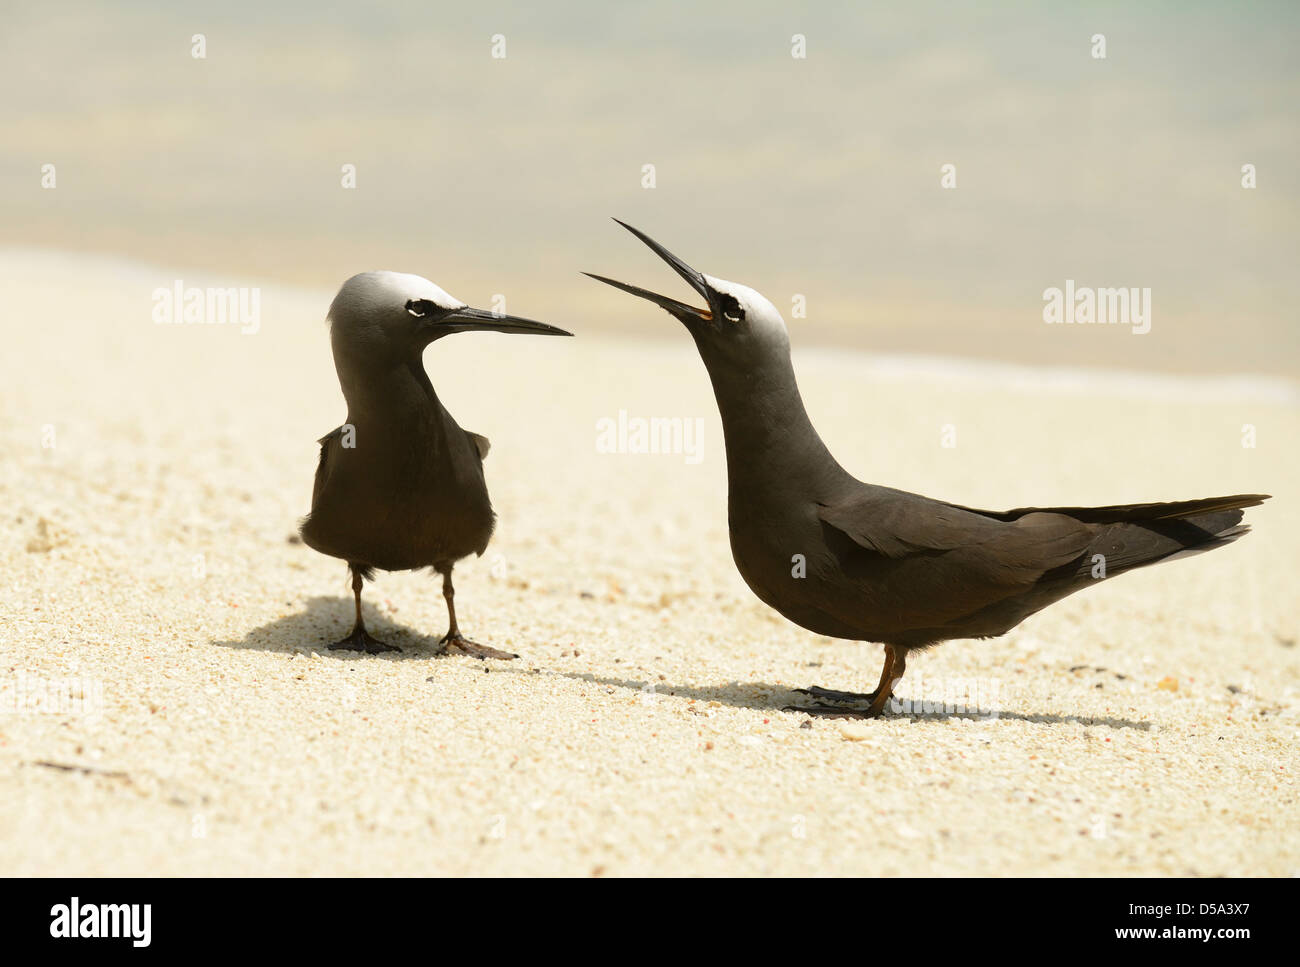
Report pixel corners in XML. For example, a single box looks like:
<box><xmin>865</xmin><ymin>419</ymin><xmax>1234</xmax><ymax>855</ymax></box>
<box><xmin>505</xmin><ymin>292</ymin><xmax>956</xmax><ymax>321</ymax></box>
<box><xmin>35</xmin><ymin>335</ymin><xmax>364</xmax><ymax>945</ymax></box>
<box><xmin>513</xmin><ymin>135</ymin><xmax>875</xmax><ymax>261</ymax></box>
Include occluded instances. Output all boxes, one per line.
<box><xmin>301</xmin><ymin>271</ymin><xmax>571</xmax><ymax>657</ymax></box>
<box><xmin>587</xmin><ymin>220</ymin><xmax>1269</xmax><ymax>718</ymax></box>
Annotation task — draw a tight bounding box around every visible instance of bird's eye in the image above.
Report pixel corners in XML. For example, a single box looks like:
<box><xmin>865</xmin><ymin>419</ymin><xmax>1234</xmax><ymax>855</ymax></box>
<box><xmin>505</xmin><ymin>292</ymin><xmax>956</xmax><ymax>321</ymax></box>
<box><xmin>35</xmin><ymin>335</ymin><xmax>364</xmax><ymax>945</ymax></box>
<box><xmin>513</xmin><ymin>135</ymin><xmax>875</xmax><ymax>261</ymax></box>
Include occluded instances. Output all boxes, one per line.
<box><xmin>720</xmin><ymin>294</ymin><xmax>745</xmax><ymax>323</ymax></box>
<box><xmin>406</xmin><ymin>299</ymin><xmax>437</xmax><ymax>318</ymax></box>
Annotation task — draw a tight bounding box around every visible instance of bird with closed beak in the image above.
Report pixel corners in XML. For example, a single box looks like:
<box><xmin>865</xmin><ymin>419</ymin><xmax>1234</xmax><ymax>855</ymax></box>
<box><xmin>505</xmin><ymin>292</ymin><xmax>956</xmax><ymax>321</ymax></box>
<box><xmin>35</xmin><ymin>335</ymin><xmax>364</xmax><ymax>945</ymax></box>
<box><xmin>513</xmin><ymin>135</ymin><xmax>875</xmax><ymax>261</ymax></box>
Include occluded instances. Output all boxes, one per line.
<box><xmin>587</xmin><ymin>220</ymin><xmax>1268</xmax><ymax>719</ymax></box>
<box><xmin>301</xmin><ymin>271</ymin><xmax>572</xmax><ymax>657</ymax></box>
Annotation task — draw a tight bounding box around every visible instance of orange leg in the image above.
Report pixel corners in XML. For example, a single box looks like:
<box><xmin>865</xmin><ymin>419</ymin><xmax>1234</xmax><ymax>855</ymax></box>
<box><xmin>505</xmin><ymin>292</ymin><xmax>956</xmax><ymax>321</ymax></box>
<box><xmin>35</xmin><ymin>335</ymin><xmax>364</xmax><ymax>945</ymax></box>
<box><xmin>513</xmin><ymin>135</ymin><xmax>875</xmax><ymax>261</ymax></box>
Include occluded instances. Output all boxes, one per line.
<box><xmin>863</xmin><ymin>646</ymin><xmax>906</xmax><ymax>718</ymax></box>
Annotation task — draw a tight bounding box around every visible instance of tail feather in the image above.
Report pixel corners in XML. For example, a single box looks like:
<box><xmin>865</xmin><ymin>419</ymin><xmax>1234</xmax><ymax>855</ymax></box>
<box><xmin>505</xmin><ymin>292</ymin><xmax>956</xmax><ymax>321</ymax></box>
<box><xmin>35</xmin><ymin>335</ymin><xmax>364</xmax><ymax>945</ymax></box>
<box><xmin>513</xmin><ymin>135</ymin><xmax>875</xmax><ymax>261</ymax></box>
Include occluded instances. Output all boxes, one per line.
<box><xmin>1082</xmin><ymin>508</ymin><xmax>1257</xmax><ymax>578</ymax></box>
<box><xmin>964</xmin><ymin>493</ymin><xmax>1270</xmax><ymax>525</ymax></box>
<box><xmin>1066</xmin><ymin>493</ymin><xmax>1269</xmax><ymax>524</ymax></box>
<box><xmin>1157</xmin><ymin>522</ymin><xmax>1251</xmax><ymax>566</ymax></box>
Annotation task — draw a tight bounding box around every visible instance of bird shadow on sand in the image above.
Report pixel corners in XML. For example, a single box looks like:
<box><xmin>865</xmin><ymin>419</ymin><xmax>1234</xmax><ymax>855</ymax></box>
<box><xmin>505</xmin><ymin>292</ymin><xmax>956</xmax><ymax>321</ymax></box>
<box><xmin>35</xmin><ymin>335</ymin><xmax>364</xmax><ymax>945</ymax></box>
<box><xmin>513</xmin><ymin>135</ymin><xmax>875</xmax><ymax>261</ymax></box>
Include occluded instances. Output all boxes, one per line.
<box><xmin>211</xmin><ymin>595</ymin><xmax>457</xmax><ymax>660</ymax></box>
<box><xmin>212</xmin><ymin>609</ymin><xmax>1152</xmax><ymax>731</ymax></box>
<box><xmin>520</xmin><ymin>670</ymin><xmax>1152</xmax><ymax>731</ymax></box>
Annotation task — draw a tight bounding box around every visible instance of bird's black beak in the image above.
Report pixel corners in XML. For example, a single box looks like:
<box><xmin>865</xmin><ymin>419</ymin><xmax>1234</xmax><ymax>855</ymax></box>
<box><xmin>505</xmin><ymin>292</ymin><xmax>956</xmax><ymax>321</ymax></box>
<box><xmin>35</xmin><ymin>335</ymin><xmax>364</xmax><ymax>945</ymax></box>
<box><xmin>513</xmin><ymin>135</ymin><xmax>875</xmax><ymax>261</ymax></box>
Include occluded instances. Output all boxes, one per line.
<box><xmin>439</xmin><ymin>306</ymin><xmax>573</xmax><ymax>337</ymax></box>
<box><xmin>584</xmin><ymin>219</ymin><xmax>716</xmax><ymax>325</ymax></box>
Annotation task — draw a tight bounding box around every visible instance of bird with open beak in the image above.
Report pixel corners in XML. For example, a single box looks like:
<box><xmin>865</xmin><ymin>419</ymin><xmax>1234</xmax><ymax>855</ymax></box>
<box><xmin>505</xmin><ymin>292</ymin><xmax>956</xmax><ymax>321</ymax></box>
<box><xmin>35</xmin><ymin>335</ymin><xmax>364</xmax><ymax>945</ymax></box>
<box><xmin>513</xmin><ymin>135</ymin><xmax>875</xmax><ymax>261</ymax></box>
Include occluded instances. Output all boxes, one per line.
<box><xmin>587</xmin><ymin>220</ymin><xmax>1267</xmax><ymax>719</ymax></box>
<box><xmin>301</xmin><ymin>271</ymin><xmax>572</xmax><ymax>657</ymax></box>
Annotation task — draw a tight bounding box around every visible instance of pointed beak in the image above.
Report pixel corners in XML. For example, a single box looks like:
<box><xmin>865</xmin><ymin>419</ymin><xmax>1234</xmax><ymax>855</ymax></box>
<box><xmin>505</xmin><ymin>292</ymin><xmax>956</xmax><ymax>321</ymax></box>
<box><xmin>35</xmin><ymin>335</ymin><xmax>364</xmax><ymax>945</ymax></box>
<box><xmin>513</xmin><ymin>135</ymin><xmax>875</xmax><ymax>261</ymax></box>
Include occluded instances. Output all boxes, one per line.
<box><xmin>584</xmin><ymin>219</ymin><xmax>715</xmax><ymax>324</ymax></box>
<box><xmin>440</xmin><ymin>306</ymin><xmax>573</xmax><ymax>337</ymax></box>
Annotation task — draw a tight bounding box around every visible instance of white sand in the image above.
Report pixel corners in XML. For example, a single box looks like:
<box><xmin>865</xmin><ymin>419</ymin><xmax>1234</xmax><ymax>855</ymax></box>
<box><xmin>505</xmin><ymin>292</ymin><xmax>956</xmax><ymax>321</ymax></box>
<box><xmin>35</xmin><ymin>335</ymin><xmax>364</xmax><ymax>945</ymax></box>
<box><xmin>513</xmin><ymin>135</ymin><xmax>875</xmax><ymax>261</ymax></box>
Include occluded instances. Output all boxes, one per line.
<box><xmin>1</xmin><ymin>251</ymin><xmax>1295</xmax><ymax>876</ymax></box>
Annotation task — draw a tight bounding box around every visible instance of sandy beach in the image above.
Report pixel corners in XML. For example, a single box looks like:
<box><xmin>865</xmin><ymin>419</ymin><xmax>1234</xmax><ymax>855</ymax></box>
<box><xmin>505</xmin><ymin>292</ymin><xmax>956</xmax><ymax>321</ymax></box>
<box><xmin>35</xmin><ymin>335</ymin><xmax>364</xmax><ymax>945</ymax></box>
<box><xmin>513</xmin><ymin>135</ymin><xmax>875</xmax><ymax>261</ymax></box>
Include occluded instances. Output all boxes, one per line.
<box><xmin>1</xmin><ymin>250</ymin><xmax>1295</xmax><ymax>877</ymax></box>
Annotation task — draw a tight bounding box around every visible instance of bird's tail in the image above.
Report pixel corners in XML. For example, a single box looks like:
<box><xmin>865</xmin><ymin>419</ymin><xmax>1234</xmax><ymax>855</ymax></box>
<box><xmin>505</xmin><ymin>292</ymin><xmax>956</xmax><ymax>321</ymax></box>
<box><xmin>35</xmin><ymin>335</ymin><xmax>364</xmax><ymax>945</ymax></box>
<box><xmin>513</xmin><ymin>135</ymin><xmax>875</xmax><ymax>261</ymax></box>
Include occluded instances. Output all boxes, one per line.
<box><xmin>1005</xmin><ymin>493</ymin><xmax>1270</xmax><ymax>525</ymax></box>
<box><xmin>1076</xmin><ymin>494</ymin><xmax>1268</xmax><ymax>577</ymax></box>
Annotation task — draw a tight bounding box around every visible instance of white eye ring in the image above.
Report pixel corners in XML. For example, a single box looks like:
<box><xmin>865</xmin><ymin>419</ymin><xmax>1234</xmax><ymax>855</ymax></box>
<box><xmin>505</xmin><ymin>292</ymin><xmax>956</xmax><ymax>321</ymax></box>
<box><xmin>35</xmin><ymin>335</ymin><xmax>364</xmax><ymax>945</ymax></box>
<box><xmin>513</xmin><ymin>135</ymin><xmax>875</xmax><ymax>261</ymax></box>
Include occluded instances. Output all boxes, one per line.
<box><xmin>406</xmin><ymin>299</ymin><xmax>435</xmax><ymax>318</ymax></box>
<box><xmin>721</xmin><ymin>296</ymin><xmax>744</xmax><ymax>322</ymax></box>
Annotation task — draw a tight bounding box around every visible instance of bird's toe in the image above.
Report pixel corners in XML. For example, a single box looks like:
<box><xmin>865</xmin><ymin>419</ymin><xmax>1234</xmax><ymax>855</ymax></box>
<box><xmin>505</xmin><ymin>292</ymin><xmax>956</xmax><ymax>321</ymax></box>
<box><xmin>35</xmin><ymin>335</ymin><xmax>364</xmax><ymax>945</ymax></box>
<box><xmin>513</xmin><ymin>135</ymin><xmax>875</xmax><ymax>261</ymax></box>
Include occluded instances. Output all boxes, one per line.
<box><xmin>797</xmin><ymin>685</ymin><xmax>879</xmax><ymax>704</ymax></box>
<box><xmin>328</xmin><ymin>628</ymin><xmax>401</xmax><ymax>655</ymax></box>
<box><xmin>437</xmin><ymin>633</ymin><xmax>518</xmax><ymax>661</ymax></box>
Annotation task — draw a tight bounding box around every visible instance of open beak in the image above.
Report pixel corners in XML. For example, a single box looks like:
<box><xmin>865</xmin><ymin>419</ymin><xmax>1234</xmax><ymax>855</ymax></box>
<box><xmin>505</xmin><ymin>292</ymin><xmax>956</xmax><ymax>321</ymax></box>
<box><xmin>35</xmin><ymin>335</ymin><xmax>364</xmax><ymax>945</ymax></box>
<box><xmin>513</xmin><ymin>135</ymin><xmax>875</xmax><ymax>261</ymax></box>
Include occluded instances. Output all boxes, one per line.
<box><xmin>440</xmin><ymin>306</ymin><xmax>572</xmax><ymax>337</ymax></box>
<box><xmin>584</xmin><ymin>219</ymin><xmax>716</xmax><ymax>324</ymax></box>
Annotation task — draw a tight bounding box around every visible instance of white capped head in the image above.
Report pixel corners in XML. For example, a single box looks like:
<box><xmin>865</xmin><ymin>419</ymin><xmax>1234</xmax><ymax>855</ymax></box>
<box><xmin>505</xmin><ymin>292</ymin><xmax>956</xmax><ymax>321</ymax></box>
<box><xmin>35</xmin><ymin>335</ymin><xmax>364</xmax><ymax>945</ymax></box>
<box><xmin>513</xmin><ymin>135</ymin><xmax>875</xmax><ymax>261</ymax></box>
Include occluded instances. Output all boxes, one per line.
<box><xmin>326</xmin><ymin>270</ymin><xmax>571</xmax><ymax>366</ymax></box>
<box><xmin>585</xmin><ymin>220</ymin><xmax>792</xmax><ymax>358</ymax></box>
<box><xmin>329</xmin><ymin>271</ymin><xmax>464</xmax><ymax>328</ymax></box>
<box><xmin>701</xmin><ymin>273</ymin><xmax>790</xmax><ymax>350</ymax></box>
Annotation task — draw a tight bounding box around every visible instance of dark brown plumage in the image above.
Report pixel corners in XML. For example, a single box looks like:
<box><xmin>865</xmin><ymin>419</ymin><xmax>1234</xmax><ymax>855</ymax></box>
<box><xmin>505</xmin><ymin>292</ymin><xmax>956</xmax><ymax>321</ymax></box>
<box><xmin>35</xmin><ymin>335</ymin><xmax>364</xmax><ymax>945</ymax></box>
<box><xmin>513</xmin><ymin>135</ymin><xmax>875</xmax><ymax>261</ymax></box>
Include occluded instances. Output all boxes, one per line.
<box><xmin>300</xmin><ymin>271</ymin><xmax>570</xmax><ymax>656</ymax></box>
<box><xmin>588</xmin><ymin>221</ymin><xmax>1269</xmax><ymax>718</ymax></box>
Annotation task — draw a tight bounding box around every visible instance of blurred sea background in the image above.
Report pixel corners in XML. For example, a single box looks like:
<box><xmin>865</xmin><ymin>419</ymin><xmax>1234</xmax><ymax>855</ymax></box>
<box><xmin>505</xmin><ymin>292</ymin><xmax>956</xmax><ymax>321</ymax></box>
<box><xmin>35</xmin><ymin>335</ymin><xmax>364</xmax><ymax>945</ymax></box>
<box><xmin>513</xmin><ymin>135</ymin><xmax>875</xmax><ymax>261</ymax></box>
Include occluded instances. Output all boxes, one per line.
<box><xmin>2</xmin><ymin>1</ymin><xmax>1296</xmax><ymax>378</ymax></box>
